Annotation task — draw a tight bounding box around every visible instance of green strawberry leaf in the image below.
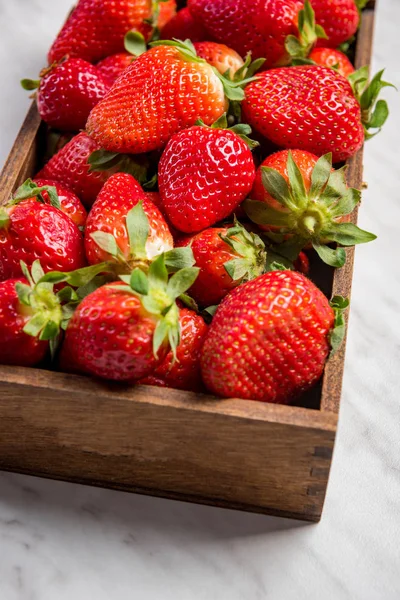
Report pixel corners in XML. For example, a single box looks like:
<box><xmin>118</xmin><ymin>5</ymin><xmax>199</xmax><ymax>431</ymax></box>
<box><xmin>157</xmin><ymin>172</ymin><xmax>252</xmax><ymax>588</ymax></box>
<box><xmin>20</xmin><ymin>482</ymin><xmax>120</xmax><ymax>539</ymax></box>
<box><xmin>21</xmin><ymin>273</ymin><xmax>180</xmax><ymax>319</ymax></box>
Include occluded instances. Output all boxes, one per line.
<box><xmin>312</xmin><ymin>242</ymin><xmax>346</xmax><ymax>267</ymax></box>
<box><xmin>124</xmin><ymin>30</ymin><xmax>147</xmax><ymax>57</ymax></box>
<box><xmin>126</xmin><ymin>201</ymin><xmax>150</xmax><ymax>260</ymax></box>
<box><xmin>90</xmin><ymin>231</ymin><xmax>120</xmax><ymax>258</ymax></box>
<box><xmin>179</xmin><ymin>293</ymin><xmax>199</xmax><ymax>312</ymax></box>
<box><xmin>243</xmin><ymin>199</ymin><xmax>290</xmax><ymax>228</ymax></box>
<box><xmin>130</xmin><ymin>268</ymin><xmax>149</xmax><ymax>295</ymax></box>
<box><xmin>309</xmin><ymin>153</ymin><xmax>332</xmax><ymax>200</ymax></box>
<box><xmin>287</xmin><ymin>151</ymin><xmax>308</xmax><ymax>209</ymax></box>
<box><xmin>148</xmin><ymin>254</ymin><xmax>169</xmax><ymax>290</ymax></box>
<box><xmin>15</xmin><ymin>282</ymin><xmax>32</xmax><ymax>306</ymax></box>
<box><xmin>260</xmin><ymin>167</ymin><xmax>294</xmax><ymax>210</ymax></box>
<box><xmin>320</xmin><ymin>222</ymin><xmax>377</xmax><ymax>246</ymax></box>
<box><xmin>166</xmin><ymin>267</ymin><xmax>200</xmax><ymax>300</ymax></box>
<box><xmin>164</xmin><ymin>247</ymin><xmax>195</xmax><ymax>272</ymax></box>
<box><xmin>329</xmin><ymin>295</ymin><xmax>350</xmax><ymax>357</ymax></box>
<box><xmin>21</xmin><ymin>78</ymin><xmax>40</xmax><ymax>91</ymax></box>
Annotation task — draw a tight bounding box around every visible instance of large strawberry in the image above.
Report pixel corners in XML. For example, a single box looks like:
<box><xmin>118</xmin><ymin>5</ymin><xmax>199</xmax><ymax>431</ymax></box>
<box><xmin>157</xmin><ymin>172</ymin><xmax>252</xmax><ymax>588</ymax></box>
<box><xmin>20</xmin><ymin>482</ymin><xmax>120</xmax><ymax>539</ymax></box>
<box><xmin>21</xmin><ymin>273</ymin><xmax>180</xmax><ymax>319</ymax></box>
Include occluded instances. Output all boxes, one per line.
<box><xmin>311</xmin><ymin>0</ymin><xmax>360</xmax><ymax>48</ymax></box>
<box><xmin>21</xmin><ymin>58</ymin><xmax>110</xmax><ymax>131</ymax></box>
<box><xmin>48</xmin><ymin>0</ymin><xmax>176</xmax><ymax>64</ymax></box>
<box><xmin>242</xmin><ymin>65</ymin><xmax>392</xmax><ymax>162</ymax></box>
<box><xmin>245</xmin><ymin>150</ymin><xmax>376</xmax><ymax>267</ymax></box>
<box><xmin>140</xmin><ymin>307</ymin><xmax>208</xmax><ymax>391</ymax></box>
<box><xmin>160</xmin><ymin>6</ymin><xmax>209</xmax><ymax>42</ymax></box>
<box><xmin>86</xmin><ymin>40</ymin><xmax>254</xmax><ymax>155</ymax></box>
<box><xmin>177</xmin><ymin>221</ymin><xmax>266</xmax><ymax>306</ymax></box>
<box><xmin>158</xmin><ymin>115</ymin><xmax>256</xmax><ymax>233</ymax></box>
<box><xmin>60</xmin><ymin>256</ymin><xmax>199</xmax><ymax>381</ymax></box>
<box><xmin>201</xmin><ymin>270</ymin><xmax>348</xmax><ymax>403</ymax></box>
<box><xmin>84</xmin><ymin>173</ymin><xmax>173</xmax><ymax>270</ymax></box>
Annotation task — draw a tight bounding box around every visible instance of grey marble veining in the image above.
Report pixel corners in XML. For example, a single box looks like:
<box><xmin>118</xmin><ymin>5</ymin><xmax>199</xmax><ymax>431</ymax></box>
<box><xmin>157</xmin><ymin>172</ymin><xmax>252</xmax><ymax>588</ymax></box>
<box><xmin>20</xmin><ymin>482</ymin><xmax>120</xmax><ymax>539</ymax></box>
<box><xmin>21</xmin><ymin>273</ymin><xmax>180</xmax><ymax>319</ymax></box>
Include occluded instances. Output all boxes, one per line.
<box><xmin>0</xmin><ymin>0</ymin><xmax>400</xmax><ymax>598</ymax></box>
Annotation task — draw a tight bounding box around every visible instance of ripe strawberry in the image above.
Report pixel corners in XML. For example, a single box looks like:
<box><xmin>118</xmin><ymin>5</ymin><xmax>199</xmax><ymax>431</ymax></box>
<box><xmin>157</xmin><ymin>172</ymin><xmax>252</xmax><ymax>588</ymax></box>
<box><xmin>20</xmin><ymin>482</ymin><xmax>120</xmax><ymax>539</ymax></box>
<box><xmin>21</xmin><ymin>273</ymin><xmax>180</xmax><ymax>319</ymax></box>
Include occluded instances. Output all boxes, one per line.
<box><xmin>158</xmin><ymin>115</ymin><xmax>256</xmax><ymax>233</ymax></box>
<box><xmin>84</xmin><ymin>173</ymin><xmax>173</xmax><ymax>269</ymax></box>
<box><xmin>21</xmin><ymin>58</ymin><xmax>110</xmax><ymax>131</ymax></box>
<box><xmin>311</xmin><ymin>0</ymin><xmax>360</xmax><ymax>48</ymax></box>
<box><xmin>24</xmin><ymin>178</ymin><xmax>87</xmax><ymax>228</ymax></box>
<box><xmin>0</xmin><ymin>191</ymin><xmax>85</xmax><ymax>282</ymax></box>
<box><xmin>160</xmin><ymin>6</ymin><xmax>209</xmax><ymax>42</ymax></box>
<box><xmin>244</xmin><ymin>150</ymin><xmax>376</xmax><ymax>267</ymax></box>
<box><xmin>188</xmin><ymin>0</ymin><xmax>304</xmax><ymax>68</ymax></box>
<box><xmin>201</xmin><ymin>271</ymin><xmax>349</xmax><ymax>403</ymax></box>
<box><xmin>48</xmin><ymin>0</ymin><xmax>176</xmax><ymax>64</ymax></box>
<box><xmin>177</xmin><ymin>222</ymin><xmax>266</xmax><ymax>306</ymax></box>
<box><xmin>194</xmin><ymin>42</ymin><xmax>244</xmax><ymax>77</ymax></box>
<box><xmin>242</xmin><ymin>65</ymin><xmax>392</xmax><ymax>163</ymax></box>
<box><xmin>96</xmin><ymin>53</ymin><xmax>135</xmax><ymax>86</ymax></box>
<box><xmin>60</xmin><ymin>256</ymin><xmax>199</xmax><ymax>381</ymax></box>
<box><xmin>140</xmin><ymin>307</ymin><xmax>208</xmax><ymax>391</ymax></box>
<box><xmin>86</xmin><ymin>40</ymin><xmax>253</xmax><ymax>155</ymax></box>
<box><xmin>309</xmin><ymin>47</ymin><xmax>355</xmax><ymax>77</ymax></box>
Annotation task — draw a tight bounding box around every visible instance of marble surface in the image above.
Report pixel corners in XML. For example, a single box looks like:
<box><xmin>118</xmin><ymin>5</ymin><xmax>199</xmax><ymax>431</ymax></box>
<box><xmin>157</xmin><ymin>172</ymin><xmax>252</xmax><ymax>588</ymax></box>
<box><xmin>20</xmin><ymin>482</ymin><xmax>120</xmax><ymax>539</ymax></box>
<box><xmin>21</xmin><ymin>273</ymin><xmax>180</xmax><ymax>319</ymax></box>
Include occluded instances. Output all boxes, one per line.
<box><xmin>1</xmin><ymin>1</ymin><xmax>400</xmax><ymax>598</ymax></box>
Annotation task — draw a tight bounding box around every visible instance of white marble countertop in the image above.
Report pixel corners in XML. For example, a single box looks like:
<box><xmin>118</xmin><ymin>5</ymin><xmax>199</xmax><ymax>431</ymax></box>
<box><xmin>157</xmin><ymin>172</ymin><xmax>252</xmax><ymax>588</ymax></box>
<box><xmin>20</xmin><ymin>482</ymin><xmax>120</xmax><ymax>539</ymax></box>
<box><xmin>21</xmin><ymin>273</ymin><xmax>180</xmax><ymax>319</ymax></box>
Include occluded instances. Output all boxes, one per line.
<box><xmin>1</xmin><ymin>1</ymin><xmax>400</xmax><ymax>598</ymax></box>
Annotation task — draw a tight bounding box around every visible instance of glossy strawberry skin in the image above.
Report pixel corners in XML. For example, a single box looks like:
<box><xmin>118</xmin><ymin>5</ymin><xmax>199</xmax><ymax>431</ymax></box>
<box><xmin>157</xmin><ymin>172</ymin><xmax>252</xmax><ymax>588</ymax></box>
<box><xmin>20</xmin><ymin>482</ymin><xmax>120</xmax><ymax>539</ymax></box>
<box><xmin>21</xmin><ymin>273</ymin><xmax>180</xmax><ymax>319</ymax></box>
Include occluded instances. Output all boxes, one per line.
<box><xmin>311</xmin><ymin>0</ymin><xmax>359</xmax><ymax>48</ymax></box>
<box><xmin>159</xmin><ymin>126</ymin><xmax>255</xmax><ymax>233</ymax></box>
<box><xmin>48</xmin><ymin>0</ymin><xmax>176</xmax><ymax>64</ymax></box>
<box><xmin>86</xmin><ymin>45</ymin><xmax>227</xmax><ymax>154</ymax></box>
<box><xmin>0</xmin><ymin>278</ymin><xmax>47</xmax><ymax>367</ymax></box>
<box><xmin>60</xmin><ymin>283</ymin><xmax>167</xmax><ymax>381</ymax></box>
<box><xmin>242</xmin><ymin>66</ymin><xmax>364</xmax><ymax>163</ymax></box>
<box><xmin>188</xmin><ymin>0</ymin><xmax>303</xmax><ymax>68</ymax></box>
<box><xmin>177</xmin><ymin>227</ymin><xmax>242</xmax><ymax>306</ymax></box>
<box><xmin>194</xmin><ymin>42</ymin><xmax>244</xmax><ymax>76</ymax></box>
<box><xmin>96</xmin><ymin>53</ymin><xmax>135</xmax><ymax>85</ymax></box>
<box><xmin>33</xmin><ymin>178</ymin><xmax>87</xmax><ymax>228</ymax></box>
<box><xmin>0</xmin><ymin>201</ymin><xmax>86</xmax><ymax>282</ymax></box>
<box><xmin>160</xmin><ymin>6</ymin><xmax>209</xmax><ymax>42</ymax></box>
<box><xmin>36</xmin><ymin>132</ymin><xmax>112</xmax><ymax>208</ymax></box>
<box><xmin>140</xmin><ymin>308</ymin><xmax>208</xmax><ymax>392</ymax></box>
<box><xmin>309</xmin><ymin>47</ymin><xmax>355</xmax><ymax>78</ymax></box>
<box><xmin>85</xmin><ymin>173</ymin><xmax>173</xmax><ymax>266</ymax></box>
<box><xmin>36</xmin><ymin>58</ymin><xmax>110</xmax><ymax>131</ymax></box>
<box><xmin>201</xmin><ymin>271</ymin><xmax>334</xmax><ymax>403</ymax></box>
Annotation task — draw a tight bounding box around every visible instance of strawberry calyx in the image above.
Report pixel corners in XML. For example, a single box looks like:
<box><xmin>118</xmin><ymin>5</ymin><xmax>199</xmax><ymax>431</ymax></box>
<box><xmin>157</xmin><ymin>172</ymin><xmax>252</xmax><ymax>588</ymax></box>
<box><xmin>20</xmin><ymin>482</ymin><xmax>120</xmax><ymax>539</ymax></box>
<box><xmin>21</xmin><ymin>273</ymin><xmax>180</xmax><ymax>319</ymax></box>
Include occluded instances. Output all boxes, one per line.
<box><xmin>285</xmin><ymin>0</ymin><xmax>327</xmax><ymax>64</ymax></box>
<box><xmin>348</xmin><ymin>66</ymin><xmax>396</xmax><ymax>139</ymax></box>
<box><xmin>220</xmin><ymin>219</ymin><xmax>267</xmax><ymax>282</ymax></box>
<box><xmin>87</xmin><ymin>149</ymin><xmax>155</xmax><ymax>186</ymax></box>
<box><xmin>329</xmin><ymin>296</ymin><xmax>350</xmax><ymax>357</ymax></box>
<box><xmin>144</xmin><ymin>0</ymin><xmax>171</xmax><ymax>39</ymax></box>
<box><xmin>244</xmin><ymin>151</ymin><xmax>376</xmax><ymax>268</ymax></box>
<box><xmin>10</xmin><ymin>178</ymin><xmax>61</xmax><ymax>209</ymax></box>
<box><xmin>124</xmin><ymin>31</ymin><xmax>147</xmax><ymax>57</ymax></box>
<box><xmin>115</xmin><ymin>255</ymin><xmax>200</xmax><ymax>358</ymax></box>
<box><xmin>195</xmin><ymin>113</ymin><xmax>259</xmax><ymax>149</ymax></box>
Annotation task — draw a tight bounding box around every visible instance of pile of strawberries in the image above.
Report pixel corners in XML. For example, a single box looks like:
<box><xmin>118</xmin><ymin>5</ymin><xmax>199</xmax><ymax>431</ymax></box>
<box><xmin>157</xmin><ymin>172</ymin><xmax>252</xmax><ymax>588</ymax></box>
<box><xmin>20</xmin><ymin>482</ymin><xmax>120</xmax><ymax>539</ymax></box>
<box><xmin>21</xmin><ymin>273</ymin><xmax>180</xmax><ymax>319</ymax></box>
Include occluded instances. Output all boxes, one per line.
<box><xmin>0</xmin><ymin>0</ymin><xmax>392</xmax><ymax>404</ymax></box>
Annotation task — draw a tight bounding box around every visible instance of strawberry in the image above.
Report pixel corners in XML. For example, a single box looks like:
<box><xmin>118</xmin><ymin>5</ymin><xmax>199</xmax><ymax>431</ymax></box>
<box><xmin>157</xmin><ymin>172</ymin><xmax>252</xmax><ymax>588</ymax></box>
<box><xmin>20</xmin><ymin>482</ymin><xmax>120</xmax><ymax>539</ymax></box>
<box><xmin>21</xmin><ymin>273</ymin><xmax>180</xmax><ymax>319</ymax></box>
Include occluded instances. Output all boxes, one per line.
<box><xmin>140</xmin><ymin>307</ymin><xmax>208</xmax><ymax>391</ymax></box>
<box><xmin>193</xmin><ymin>42</ymin><xmax>244</xmax><ymax>77</ymax></box>
<box><xmin>160</xmin><ymin>6</ymin><xmax>209</xmax><ymax>42</ymax></box>
<box><xmin>48</xmin><ymin>0</ymin><xmax>176</xmax><ymax>64</ymax></box>
<box><xmin>242</xmin><ymin>65</ymin><xmax>392</xmax><ymax>163</ymax></box>
<box><xmin>311</xmin><ymin>0</ymin><xmax>360</xmax><ymax>49</ymax></box>
<box><xmin>308</xmin><ymin>48</ymin><xmax>355</xmax><ymax>77</ymax></box>
<box><xmin>84</xmin><ymin>173</ymin><xmax>173</xmax><ymax>270</ymax></box>
<box><xmin>96</xmin><ymin>53</ymin><xmax>135</xmax><ymax>86</ymax></box>
<box><xmin>244</xmin><ymin>150</ymin><xmax>376</xmax><ymax>267</ymax></box>
<box><xmin>60</xmin><ymin>256</ymin><xmax>199</xmax><ymax>381</ymax></box>
<box><xmin>86</xmin><ymin>40</ymin><xmax>254</xmax><ymax>155</ymax></box>
<box><xmin>201</xmin><ymin>270</ymin><xmax>348</xmax><ymax>403</ymax></box>
<box><xmin>177</xmin><ymin>222</ymin><xmax>266</xmax><ymax>306</ymax></box>
<box><xmin>21</xmin><ymin>58</ymin><xmax>110</xmax><ymax>131</ymax></box>
<box><xmin>158</xmin><ymin>115</ymin><xmax>256</xmax><ymax>233</ymax></box>
<box><xmin>188</xmin><ymin>0</ymin><xmax>304</xmax><ymax>68</ymax></box>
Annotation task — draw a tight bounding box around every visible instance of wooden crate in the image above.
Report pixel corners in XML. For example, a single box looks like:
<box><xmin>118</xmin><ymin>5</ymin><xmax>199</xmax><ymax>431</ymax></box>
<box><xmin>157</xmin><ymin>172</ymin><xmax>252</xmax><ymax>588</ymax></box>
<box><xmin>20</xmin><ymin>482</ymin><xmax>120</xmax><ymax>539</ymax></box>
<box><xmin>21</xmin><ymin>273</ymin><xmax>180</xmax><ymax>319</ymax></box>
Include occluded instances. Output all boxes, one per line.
<box><xmin>0</xmin><ymin>4</ymin><xmax>376</xmax><ymax>521</ymax></box>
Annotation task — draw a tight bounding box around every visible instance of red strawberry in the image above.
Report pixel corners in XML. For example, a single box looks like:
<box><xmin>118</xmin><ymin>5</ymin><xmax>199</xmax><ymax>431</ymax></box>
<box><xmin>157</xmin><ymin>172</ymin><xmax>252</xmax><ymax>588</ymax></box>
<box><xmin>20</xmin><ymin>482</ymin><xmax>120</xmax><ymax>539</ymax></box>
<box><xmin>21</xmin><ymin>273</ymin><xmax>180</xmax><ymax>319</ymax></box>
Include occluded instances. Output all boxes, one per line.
<box><xmin>158</xmin><ymin>115</ymin><xmax>256</xmax><ymax>233</ymax></box>
<box><xmin>245</xmin><ymin>150</ymin><xmax>376</xmax><ymax>267</ymax></box>
<box><xmin>188</xmin><ymin>0</ymin><xmax>303</xmax><ymax>68</ymax></box>
<box><xmin>86</xmin><ymin>40</ymin><xmax>252</xmax><ymax>155</ymax></box>
<box><xmin>60</xmin><ymin>256</ymin><xmax>199</xmax><ymax>381</ymax></box>
<box><xmin>140</xmin><ymin>307</ymin><xmax>208</xmax><ymax>391</ymax></box>
<box><xmin>84</xmin><ymin>173</ymin><xmax>173</xmax><ymax>269</ymax></box>
<box><xmin>177</xmin><ymin>222</ymin><xmax>266</xmax><ymax>306</ymax></box>
<box><xmin>194</xmin><ymin>42</ymin><xmax>244</xmax><ymax>76</ymax></box>
<box><xmin>31</xmin><ymin>179</ymin><xmax>87</xmax><ymax>228</ymax></box>
<box><xmin>242</xmin><ymin>65</ymin><xmax>391</xmax><ymax>163</ymax></box>
<box><xmin>311</xmin><ymin>0</ymin><xmax>359</xmax><ymax>48</ymax></box>
<box><xmin>48</xmin><ymin>0</ymin><xmax>176</xmax><ymax>64</ymax></box>
<box><xmin>309</xmin><ymin>47</ymin><xmax>355</xmax><ymax>77</ymax></box>
<box><xmin>160</xmin><ymin>6</ymin><xmax>209</xmax><ymax>42</ymax></box>
<box><xmin>96</xmin><ymin>53</ymin><xmax>135</xmax><ymax>85</ymax></box>
<box><xmin>201</xmin><ymin>271</ymin><xmax>348</xmax><ymax>403</ymax></box>
<box><xmin>21</xmin><ymin>58</ymin><xmax>110</xmax><ymax>131</ymax></box>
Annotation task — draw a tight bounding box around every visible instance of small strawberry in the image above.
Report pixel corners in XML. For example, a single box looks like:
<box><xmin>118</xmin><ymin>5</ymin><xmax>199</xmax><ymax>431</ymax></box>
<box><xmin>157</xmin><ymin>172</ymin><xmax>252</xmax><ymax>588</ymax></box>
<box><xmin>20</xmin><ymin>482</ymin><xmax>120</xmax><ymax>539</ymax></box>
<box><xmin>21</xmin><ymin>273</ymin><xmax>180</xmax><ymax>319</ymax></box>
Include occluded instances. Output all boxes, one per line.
<box><xmin>244</xmin><ymin>150</ymin><xmax>376</xmax><ymax>267</ymax></box>
<box><xmin>21</xmin><ymin>58</ymin><xmax>110</xmax><ymax>131</ymax></box>
<box><xmin>242</xmin><ymin>65</ymin><xmax>393</xmax><ymax>162</ymax></box>
<box><xmin>60</xmin><ymin>256</ymin><xmax>199</xmax><ymax>381</ymax></box>
<box><xmin>311</xmin><ymin>0</ymin><xmax>360</xmax><ymax>49</ymax></box>
<box><xmin>48</xmin><ymin>0</ymin><xmax>176</xmax><ymax>64</ymax></box>
<box><xmin>96</xmin><ymin>53</ymin><xmax>135</xmax><ymax>86</ymax></box>
<box><xmin>140</xmin><ymin>307</ymin><xmax>208</xmax><ymax>391</ymax></box>
<box><xmin>308</xmin><ymin>47</ymin><xmax>355</xmax><ymax>77</ymax></box>
<box><xmin>158</xmin><ymin>114</ymin><xmax>256</xmax><ymax>233</ymax></box>
<box><xmin>177</xmin><ymin>221</ymin><xmax>266</xmax><ymax>306</ymax></box>
<box><xmin>84</xmin><ymin>173</ymin><xmax>173</xmax><ymax>270</ymax></box>
<box><xmin>194</xmin><ymin>42</ymin><xmax>244</xmax><ymax>77</ymax></box>
<box><xmin>160</xmin><ymin>6</ymin><xmax>209</xmax><ymax>42</ymax></box>
<box><xmin>201</xmin><ymin>270</ymin><xmax>348</xmax><ymax>403</ymax></box>
<box><xmin>86</xmin><ymin>40</ymin><xmax>255</xmax><ymax>155</ymax></box>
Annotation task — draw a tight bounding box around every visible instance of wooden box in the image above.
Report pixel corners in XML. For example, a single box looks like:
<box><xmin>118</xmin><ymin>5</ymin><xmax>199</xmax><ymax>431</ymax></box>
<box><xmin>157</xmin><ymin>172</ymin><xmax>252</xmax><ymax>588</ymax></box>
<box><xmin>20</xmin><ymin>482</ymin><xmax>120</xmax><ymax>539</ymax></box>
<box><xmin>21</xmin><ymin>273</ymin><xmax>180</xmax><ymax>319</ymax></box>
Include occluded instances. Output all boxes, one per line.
<box><xmin>0</xmin><ymin>4</ymin><xmax>376</xmax><ymax>521</ymax></box>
